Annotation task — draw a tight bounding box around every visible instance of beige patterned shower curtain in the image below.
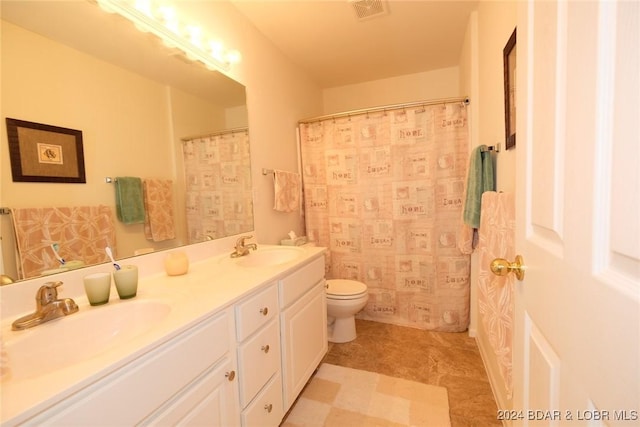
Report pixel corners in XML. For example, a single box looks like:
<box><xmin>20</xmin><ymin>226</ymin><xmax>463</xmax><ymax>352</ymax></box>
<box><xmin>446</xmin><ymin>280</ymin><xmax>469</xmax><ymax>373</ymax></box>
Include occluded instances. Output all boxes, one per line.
<box><xmin>299</xmin><ymin>102</ymin><xmax>470</xmax><ymax>331</ymax></box>
<box><xmin>182</xmin><ymin>129</ymin><xmax>252</xmax><ymax>243</ymax></box>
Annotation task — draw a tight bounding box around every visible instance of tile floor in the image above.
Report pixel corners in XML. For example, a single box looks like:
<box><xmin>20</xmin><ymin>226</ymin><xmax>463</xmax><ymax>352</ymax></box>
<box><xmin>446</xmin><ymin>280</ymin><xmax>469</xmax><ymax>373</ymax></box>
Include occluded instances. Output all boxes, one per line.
<box><xmin>282</xmin><ymin>363</ymin><xmax>451</xmax><ymax>427</ymax></box>
<box><xmin>321</xmin><ymin>319</ymin><xmax>502</xmax><ymax>427</ymax></box>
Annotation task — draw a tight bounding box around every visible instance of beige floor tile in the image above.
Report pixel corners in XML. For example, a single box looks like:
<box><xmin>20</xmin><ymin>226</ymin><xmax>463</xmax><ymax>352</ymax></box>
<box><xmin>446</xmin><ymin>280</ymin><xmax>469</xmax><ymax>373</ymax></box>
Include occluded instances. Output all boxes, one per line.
<box><xmin>302</xmin><ymin>377</ymin><xmax>342</xmax><ymax>405</ymax></box>
<box><xmin>320</xmin><ymin>319</ymin><xmax>501</xmax><ymax>427</ymax></box>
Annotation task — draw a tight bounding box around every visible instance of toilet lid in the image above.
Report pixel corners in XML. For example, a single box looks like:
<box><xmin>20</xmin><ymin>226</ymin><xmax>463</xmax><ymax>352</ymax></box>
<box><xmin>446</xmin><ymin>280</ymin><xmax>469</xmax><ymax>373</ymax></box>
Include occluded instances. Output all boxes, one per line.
<box><xmin>326</xmin><ymin>279</ymin><xmax>367</xmax><ymax>297</ymax></box>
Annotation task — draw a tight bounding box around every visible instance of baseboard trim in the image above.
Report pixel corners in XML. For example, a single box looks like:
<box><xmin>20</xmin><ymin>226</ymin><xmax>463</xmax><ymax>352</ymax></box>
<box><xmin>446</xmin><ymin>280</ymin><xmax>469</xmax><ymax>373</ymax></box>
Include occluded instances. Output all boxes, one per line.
<box><xmin>475</xmin><ymin>334</ymin><xmax>510</xmax><ymax>427</ymax></box>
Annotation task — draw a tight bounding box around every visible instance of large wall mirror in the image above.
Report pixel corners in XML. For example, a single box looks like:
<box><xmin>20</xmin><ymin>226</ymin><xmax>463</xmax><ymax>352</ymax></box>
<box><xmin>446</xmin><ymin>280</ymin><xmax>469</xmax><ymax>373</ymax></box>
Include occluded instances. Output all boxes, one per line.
<box><xmin>1</xmin><ymin>1</ymin><xmax>253</xmax><ymax>282</ymax></box>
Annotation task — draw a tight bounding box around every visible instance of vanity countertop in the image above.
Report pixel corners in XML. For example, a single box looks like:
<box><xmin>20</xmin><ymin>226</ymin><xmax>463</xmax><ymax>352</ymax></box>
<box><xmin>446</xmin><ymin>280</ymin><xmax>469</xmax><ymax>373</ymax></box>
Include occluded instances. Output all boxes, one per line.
<box><xmin>0</xmin><ymin>243</ymin><xmax>326</xmax><ymax>425</ymax></box>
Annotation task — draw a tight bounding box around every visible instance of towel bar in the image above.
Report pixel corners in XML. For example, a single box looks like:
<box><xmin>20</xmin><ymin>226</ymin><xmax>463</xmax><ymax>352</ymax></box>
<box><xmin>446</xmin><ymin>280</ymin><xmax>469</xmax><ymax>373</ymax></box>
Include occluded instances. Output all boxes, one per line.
<box><xmin>481</xmin><ymin>144</ymin><xmax>501</xmax><ymax>153</ymax></box>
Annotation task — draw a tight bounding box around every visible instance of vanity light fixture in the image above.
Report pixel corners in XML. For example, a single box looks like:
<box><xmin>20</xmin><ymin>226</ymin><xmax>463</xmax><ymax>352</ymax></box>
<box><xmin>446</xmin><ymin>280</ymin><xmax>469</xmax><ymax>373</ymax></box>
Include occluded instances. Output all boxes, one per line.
<box><xmin>95</xmin><ymin>0</ymin><xmax>241</xmax><ymax>72</ymax></box>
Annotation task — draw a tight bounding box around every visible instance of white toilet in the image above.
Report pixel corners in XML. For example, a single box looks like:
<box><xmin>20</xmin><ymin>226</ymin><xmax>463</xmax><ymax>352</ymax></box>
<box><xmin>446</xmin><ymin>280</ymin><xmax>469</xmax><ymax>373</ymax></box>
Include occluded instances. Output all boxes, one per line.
<box><xmin>325</xmin><ymin>279</ymin><xmax>369</xmax><ymax>343</ymax></box>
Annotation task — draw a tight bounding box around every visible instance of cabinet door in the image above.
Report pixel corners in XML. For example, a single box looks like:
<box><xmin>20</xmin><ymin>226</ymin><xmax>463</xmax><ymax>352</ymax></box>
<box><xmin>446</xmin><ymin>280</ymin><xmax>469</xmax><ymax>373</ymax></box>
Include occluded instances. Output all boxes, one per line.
<box><xmin>141</xmin><ymin>358</ymin><xmax>240</xmax><ymax>427</ymax></box>
<box><xmin>281</xmin><ymin>281</ymin><xmax>327</xmax><ymax>410</ymax></box>
<box><xmin>26</xmin><ymin>312</ymin><xmax>231</xmax><ymax>426</ymax></box>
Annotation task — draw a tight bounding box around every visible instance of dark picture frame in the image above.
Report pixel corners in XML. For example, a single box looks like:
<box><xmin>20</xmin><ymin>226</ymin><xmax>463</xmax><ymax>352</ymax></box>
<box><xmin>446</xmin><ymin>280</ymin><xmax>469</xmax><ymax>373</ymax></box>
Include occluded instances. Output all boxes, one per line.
<box><xmin>5</xmin><ymin>118</ymin><xmax>86</xmax><ymax>183</ymax></box>
<box><xmin>503</xmin><ymin>28</ymin><xmax>517</xmax><ymax>150</ymax></box>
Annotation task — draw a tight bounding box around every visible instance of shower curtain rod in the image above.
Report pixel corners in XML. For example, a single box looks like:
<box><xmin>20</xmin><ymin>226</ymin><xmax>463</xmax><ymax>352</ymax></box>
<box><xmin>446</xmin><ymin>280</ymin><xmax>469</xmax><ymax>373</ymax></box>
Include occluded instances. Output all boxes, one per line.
<box><xmin>180</xmin><ymin>126</ymin><xmax>248</xmax><ymax>142</ymax></box>
<box><xmin>298</xmin><ymin>96</ymin><xmax>470</xmax><ymax>124</ymax></box>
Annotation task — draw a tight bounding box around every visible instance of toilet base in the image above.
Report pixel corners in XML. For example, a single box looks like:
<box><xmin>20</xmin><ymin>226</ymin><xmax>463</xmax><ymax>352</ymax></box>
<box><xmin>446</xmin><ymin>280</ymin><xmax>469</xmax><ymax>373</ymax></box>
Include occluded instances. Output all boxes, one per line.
<box><xmin>328</xmin><ymin>316</ymin><xmax>357</xmax><ymax>343</ymax></box>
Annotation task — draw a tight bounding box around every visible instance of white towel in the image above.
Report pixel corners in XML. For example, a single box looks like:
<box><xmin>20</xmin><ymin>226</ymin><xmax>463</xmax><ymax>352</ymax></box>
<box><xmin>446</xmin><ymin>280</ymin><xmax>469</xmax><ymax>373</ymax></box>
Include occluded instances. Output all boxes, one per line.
<box><xmin>273</xmin><ymin>170</ymin><xmax>301</xmax><ymax>212</ymax></box>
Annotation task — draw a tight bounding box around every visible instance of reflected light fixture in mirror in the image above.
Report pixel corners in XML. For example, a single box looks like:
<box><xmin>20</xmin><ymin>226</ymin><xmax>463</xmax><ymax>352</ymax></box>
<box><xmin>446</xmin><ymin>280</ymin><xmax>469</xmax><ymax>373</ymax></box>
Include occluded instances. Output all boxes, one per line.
<box><xmin>96</xmin><ymin>0</ymin><xmax>242</xmax><ymax>72</ymax></box>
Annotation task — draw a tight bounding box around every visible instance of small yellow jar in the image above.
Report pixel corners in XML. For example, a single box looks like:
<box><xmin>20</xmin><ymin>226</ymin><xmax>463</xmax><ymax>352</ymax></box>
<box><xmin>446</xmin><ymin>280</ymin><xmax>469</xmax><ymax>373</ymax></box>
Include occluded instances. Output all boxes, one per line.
<box><xmin>164</xmin><ymin>251</ymin><xmax>189</xmax><ymax>276</ymax></box>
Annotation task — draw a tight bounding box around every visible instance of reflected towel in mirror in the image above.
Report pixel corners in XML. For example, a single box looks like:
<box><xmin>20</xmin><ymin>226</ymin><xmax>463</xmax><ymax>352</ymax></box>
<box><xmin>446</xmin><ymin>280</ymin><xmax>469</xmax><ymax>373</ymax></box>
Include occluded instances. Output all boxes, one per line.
<box><xmin>115</xmin><ymin>177</ymin><xmax>145</xmax><ymax>224</ymax></box>
<box><xmin>10</xmin><ymin>206</ymin><xmax>116</xmax><ymax>279</ymax></box>
<box><xmin>143</xmin><ymin>179</ymin><xmax>176</xmax><ymax>242</ymax></box>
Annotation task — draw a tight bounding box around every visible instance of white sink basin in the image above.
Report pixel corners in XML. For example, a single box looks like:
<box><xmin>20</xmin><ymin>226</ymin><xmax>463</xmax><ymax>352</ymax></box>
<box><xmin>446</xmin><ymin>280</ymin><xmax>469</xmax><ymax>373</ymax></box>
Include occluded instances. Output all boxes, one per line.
<box><xmin>232</xmin><ymin>246</ymin><xmax>305</xmax><ymax>268</ymax></box>
<box><xmin>4</xmin><ymin>299</ymin><xmax>171</xmax><ymax>381</ymax></box>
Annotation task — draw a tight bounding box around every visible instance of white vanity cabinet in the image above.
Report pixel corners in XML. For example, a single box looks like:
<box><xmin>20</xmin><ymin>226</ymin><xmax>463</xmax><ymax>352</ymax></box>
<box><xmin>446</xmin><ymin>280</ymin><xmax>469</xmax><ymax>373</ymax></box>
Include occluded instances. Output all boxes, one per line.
<box><xmin>21</xmin><ymin>310</ymin><xmax>239</xmax><ymax>427</ymax></box>
<box><xmin>2</xmin><ymin>247</ymin><xmax>329</xmax><ymax>427</ymax></box>
<box><xmin>279</xmin><ymin>256</ymin><xmax>327</xmax><ymax>411</ymax></box>
<box><xmin>234</xmin><ymin>283</ymin><xmax>284</xmax><ymax>426</ymax></box>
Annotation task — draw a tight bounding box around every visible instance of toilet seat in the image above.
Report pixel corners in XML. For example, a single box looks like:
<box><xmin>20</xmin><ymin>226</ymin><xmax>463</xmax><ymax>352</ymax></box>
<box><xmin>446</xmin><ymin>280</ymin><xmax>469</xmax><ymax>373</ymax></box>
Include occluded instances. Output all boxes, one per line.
<box><xmin>326</xmin><ymin>279</ymin><xmax>368</xmax><ymax>300</ymax></box>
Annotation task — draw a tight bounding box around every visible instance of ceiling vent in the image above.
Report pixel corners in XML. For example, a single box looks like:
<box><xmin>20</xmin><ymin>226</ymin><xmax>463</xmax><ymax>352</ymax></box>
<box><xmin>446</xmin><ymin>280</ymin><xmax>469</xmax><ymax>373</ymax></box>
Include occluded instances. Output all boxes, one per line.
<box><xmin>349</xmin><ymin>0</ymin><xmax>389</xmax><ymax>21</ymax></box>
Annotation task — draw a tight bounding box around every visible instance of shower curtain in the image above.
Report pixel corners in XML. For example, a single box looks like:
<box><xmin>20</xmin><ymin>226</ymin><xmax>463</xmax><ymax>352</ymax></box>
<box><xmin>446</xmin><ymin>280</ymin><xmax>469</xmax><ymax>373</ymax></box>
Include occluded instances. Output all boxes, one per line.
<box><xmin>182</xmin><ymin>130</ymin><xmax>252</xmax><ymax>243</ymax></box>
<box><xmin>299</xmin><ymin>102</ymin><xmax>470</xmax><ymax>331</ymax></box>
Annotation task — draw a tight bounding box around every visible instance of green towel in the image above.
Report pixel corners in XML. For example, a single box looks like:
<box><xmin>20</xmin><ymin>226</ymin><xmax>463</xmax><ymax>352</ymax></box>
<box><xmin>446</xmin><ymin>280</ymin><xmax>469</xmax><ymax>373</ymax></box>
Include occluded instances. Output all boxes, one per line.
<box><xmin>463</xmin><ymin>145</ymin><xmax>495</xmax><ymax>228</ymax></box>
<box><xmin>115</xmin><ymin>177</ymin><xmax>145</xmax><ymax>224</ymax></box>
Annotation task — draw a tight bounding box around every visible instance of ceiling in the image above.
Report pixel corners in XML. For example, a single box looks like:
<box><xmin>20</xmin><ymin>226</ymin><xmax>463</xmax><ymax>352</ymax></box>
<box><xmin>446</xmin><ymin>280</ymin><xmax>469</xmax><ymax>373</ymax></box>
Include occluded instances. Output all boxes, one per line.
<box><xmin>2</xmin><ymin>0</ymin><xmax>478</xmax><ymax>94</ymax></box>
<box><xmin>231</xmin><ymin>0</ymin><xmax>478</xmax><ymax>88</ymax></box>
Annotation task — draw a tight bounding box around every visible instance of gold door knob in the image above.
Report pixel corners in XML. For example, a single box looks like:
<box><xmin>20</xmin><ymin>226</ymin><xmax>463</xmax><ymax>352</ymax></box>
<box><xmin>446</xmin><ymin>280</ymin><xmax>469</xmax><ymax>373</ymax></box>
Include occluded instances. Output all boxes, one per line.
<box><xmin>490</xmin><ymin>255</ymin><xmax>526</xmax><ymax>281</ymax></box>
<box><xmin>264</xmin><ymin>403</ymin><xmax>273</xmax><ymax>413</ymax></box>
<box><xmin>261</xmin><ymin>344</ymin><xmax>270</xmax><ymax>353</ymax></box>
<box><xmin>225</xmin><ymin>370</ymin><xmax>236</xmax><ymax>381</ymax></box>
<box><xmin>260</xmin><ymin>307</ymin><xmax>269</xmax><ymax>316</ymax></box>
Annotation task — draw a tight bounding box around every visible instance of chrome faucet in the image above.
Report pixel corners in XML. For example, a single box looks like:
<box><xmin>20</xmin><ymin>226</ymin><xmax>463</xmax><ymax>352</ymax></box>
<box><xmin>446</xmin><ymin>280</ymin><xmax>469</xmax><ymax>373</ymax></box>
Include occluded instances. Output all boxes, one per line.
<box><xmin>11</xmin><ymin>281</ymin><xmax>79</xmax><ymax>331</ymax></box>
<box><xmin>230</xmin><ymin>235</ymin><xmax>258</xmax><ymax>258</ymax></box>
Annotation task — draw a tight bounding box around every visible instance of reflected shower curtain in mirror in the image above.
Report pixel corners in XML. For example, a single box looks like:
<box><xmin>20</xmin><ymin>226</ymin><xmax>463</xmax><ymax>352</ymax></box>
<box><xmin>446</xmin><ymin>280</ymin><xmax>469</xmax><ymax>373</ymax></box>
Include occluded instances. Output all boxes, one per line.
<box><xmin>299</xmin><ymin>103</ymin><xmax>470</xmax><ymax>331</ymax></box>
<box><xmin>182</xmin><ymin>130</ymin><xmax>252</xmax><ymax>243</ymax></box>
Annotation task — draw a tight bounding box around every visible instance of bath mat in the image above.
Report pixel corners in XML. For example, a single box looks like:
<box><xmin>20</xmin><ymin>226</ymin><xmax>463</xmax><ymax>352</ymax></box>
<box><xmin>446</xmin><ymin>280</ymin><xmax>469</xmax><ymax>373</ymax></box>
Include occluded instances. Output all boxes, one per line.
<box><xmin>282</xmin><ymin>363</ymin><xmax>451</xmax><ymax>427</ymax></box>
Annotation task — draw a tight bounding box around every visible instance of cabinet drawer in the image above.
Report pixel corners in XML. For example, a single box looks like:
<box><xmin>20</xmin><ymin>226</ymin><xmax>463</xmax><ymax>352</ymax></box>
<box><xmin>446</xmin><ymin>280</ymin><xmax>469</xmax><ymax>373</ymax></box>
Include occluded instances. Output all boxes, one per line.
<box><xmin>242</xmin><ymin>374</ymin><xmax>284</xmax><ymax>427</ymax></box>
<box><xmin>279</xmin><ymin>256</ymin><xmax>325</xmax><ymax>308</ymax></box>
<box><xmin>237</xmin><ymin>319</ymin><xmax>281</xmax><ymax>407</ymax></box>
<box><xmin>235</xmin><ymin>283</ymin><xmax>278</xmax><ymax>341</ymax></box>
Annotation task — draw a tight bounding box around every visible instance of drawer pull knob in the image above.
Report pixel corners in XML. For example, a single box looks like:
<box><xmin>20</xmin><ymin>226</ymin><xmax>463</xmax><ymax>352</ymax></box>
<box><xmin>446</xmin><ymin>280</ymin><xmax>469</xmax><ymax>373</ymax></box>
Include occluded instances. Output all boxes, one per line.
<box><xmin>225</xmin><ymin>370</ymin><xmax>236</xmax><ymax>381</ymax></box>
<box><xmin>261</xmin><ymin>344</ymin><xmax>270</xmax><ymax>353</ymax></box>
<box><xmin>264</xmin><ymin>403</ymin><xmax>273</xmax><ymax>413</ymax></box>
<box><xmin>260</xmin><ymin>307</ymin><xmax>269</xmax><ymax>316</ymax></box>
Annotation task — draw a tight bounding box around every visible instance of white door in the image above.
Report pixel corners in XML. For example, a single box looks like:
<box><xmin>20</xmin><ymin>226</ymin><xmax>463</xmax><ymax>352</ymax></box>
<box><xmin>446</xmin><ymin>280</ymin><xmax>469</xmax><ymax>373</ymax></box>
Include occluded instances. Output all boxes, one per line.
<box><xmin>513</xmin><ymin>0</ymin><xmax>639</xmax><ymax>425</ymax></box>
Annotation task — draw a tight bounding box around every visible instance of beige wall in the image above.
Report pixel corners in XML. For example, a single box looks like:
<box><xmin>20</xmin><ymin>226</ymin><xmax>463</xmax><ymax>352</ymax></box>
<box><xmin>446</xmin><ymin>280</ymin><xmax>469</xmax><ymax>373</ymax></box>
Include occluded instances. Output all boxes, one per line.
<box><xmin>478</xmin><ymin>2</ymin><xmax>517</xmax><ymax>193</ymax></box>
<box><xmin>459</xmin><ymin>7</ymin><xmax>481</xmax><ymax>342</ymax></box>
<box><xmin>459</xmin><ymin>0</ymin><xmax>518</xmax><ymax>413</ymax></box>
<box><xmin>322</xmin><ymin>66</ymin><xmax>461</xmax><ymax>114</ymax></box>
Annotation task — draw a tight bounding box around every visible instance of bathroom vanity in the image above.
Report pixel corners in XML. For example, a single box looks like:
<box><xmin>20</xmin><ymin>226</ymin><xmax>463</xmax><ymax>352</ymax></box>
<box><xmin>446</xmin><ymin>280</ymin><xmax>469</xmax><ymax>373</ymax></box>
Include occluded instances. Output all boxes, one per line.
<box><xmin>0</xmin><ymin>243</ymin><xmax>327</xmax><ymax>427</ymax></box>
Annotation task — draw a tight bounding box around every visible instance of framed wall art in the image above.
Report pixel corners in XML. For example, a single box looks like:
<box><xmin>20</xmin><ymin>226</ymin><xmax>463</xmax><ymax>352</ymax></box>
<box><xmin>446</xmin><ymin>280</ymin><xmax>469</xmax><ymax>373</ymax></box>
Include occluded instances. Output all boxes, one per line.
<box><xmin>5</xmin><ymin>118</ymin><xmax>86</xmax><ymax>183</ymax></box>
<box><xmin>503</xmin><ymin>28</ymin><xmax>517</xmax><ymax>150</ymax></box>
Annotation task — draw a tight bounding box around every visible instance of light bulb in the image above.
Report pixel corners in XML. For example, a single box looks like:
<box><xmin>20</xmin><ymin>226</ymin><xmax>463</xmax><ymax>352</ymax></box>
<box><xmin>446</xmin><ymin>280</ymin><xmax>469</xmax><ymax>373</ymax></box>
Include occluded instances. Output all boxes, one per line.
<box><xmin>94</xmin><ymin>0</ymin><xmax>241</xmax><ymax>72</ymax></box>
<box><xmin>134</xmin><ymin>0</ymin><xmax>152</xmax><ymax>16</ymax></box>
<box><xmin>209</xmin><ymin>40</ymin><xmax>224</xmax><ymax>55</ymax></box>
<box><xmin>158</xmin><ymin>5</ymin><xmax>179</xmax><ymax>33</ymax></box>
<box><xmin>226</xmin><ymin>50</ymin><xmax>242</xmax><ymax>64</ymax></box>
<box><xmin>185</xmin><ymin>25</ymin><xmax>203</xmax><ymax>48</ymax></box>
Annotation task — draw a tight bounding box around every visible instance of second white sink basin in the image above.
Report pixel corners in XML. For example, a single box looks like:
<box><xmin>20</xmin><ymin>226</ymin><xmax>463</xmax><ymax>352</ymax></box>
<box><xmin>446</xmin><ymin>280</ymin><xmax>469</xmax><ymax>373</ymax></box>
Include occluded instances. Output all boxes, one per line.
<box><xmin>4</xmin><ymin>299</ymin><xmax>171</xmax><ymax>381</ymax></box>
<box><xmin>233</xmin><ymin>246</ymin><xmax>305</xmax><ymax>268</ymax></box>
